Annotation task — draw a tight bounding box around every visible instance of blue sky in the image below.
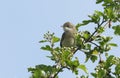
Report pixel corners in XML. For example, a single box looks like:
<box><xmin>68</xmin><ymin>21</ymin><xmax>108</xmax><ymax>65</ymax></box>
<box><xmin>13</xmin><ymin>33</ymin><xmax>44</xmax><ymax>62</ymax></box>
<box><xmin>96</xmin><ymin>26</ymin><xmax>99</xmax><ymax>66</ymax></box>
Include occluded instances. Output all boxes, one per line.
<box><xmin>0</xmin><ymin>0</ymin><xmax>119</xmax><ymax>78</ymax></box>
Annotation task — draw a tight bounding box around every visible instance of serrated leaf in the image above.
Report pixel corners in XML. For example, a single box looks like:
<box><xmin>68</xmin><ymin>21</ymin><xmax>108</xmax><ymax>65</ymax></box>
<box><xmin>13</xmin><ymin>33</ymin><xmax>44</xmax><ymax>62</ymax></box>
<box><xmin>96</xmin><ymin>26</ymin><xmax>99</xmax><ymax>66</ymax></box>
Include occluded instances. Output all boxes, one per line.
<box><xmin>79</xmin><ymin>64</ymin><xmax>88</xmax><ymax>74</ymax></box>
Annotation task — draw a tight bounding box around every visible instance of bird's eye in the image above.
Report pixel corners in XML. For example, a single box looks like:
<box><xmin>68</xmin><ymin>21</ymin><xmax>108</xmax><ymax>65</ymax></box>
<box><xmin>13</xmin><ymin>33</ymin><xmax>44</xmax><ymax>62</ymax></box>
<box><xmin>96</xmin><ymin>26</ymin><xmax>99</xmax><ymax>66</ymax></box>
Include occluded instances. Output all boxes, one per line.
<box><xmin>66</xmin><ymin>25</ymin><xmax>69</xmax><ymax>27</ymax></box>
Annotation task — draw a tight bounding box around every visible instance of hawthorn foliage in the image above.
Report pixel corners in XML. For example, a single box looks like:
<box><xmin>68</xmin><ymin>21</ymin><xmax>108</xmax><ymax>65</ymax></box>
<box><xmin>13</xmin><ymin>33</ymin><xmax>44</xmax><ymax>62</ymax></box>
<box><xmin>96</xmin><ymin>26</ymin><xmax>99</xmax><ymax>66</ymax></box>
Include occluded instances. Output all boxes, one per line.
<box><xmin>28</xmin><ymin>0</ymin><xmax>120</xmax><ymax>78</ymax></box>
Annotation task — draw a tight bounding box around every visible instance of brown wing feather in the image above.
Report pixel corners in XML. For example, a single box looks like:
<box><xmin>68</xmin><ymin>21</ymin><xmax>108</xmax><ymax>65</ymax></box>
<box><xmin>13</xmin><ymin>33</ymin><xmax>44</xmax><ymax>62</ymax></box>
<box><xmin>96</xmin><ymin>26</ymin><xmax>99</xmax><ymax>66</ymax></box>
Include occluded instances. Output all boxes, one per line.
<box><xmin>60</xmin><ymin>32</ymin><xmax>65</xmax><ymax>47</ymax></box>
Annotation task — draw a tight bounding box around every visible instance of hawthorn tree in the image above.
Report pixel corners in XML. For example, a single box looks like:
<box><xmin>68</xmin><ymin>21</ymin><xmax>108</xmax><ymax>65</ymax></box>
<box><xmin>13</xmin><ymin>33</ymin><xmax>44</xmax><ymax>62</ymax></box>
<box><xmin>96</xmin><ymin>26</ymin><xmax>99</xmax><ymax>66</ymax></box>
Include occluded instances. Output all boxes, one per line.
<box><xmin>28</xmin><ymin>0</ymin><xmax>120</xmax><ymax>78</ymax></box>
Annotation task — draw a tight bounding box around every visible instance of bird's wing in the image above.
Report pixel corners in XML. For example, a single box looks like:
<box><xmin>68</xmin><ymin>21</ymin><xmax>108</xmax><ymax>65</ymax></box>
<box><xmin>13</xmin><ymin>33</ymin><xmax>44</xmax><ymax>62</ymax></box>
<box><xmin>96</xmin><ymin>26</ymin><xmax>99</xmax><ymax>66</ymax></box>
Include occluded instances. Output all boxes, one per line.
<box><xmin>60</xmin><ymin>32</ymin><xmax>65</xmax><ymax>47</ymax></box>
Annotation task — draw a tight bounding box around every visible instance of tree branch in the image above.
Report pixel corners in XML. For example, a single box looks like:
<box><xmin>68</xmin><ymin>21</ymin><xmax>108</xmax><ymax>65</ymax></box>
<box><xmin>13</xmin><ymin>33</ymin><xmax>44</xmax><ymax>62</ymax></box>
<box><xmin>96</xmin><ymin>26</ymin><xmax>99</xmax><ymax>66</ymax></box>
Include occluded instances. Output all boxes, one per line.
<box><xmin>99</xmin><ymin>53</ymin><xmax>102</xmax><ymax>63</ymax></box>
<box><xmin>51</xmin><ymin>66</ymin><xmax>70</xmax><ymax>78</ymax></box>
<box><xmin>85</xmin><ymin>19</ymin><xmax>106</xmax><ymax>43</ymax></box>
<box><xmin>89</xmin><ymin>41</ymin><xmax>100</xmax><ymax>48</ymax></box>
<box><xmin>51</xmin><ymin>67</ymin><xmax>63</xmax><ymax>78</ymax></box>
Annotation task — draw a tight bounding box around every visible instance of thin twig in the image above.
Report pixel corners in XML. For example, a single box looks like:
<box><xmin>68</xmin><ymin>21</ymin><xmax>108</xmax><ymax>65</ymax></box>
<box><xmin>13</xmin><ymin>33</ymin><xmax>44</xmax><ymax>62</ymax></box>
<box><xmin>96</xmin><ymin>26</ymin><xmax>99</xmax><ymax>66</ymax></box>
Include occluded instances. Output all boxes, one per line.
<box><xmin>85</xmin><ymin>19</ymin><xmax>106</xmax><ymax>43</ymax></box>
<box><xmin>52</xmin><ymin>67</ymin><xmax>64</xmax><ymax>78</ymax></box>
<box><xmin>90</xmin><ymin>42</ymin><xmax>103</xmax><ymax>63</ymax></box>
<box><xmin>52</xmin><ymin>66</ymin><xmax>70</xmax><ymax>78</ymax></box>
<box><xmin>89</xmin><ymin>41</ymin><xmax>103</xmax><ymax>63</ymax></box>
<box><xmin>99</xmin><ymin>53</ymin><xmax>102</xmax><ymax>63</ymax></box>
<box><xmin>73</xmin><ymin>47</ymin><xmax>80</xmax><ymax>54</ymax></box>
<box><xmin>89</xmin><ymin>42</ymin><xmax>99</xmax><ymax>47</ymax></box>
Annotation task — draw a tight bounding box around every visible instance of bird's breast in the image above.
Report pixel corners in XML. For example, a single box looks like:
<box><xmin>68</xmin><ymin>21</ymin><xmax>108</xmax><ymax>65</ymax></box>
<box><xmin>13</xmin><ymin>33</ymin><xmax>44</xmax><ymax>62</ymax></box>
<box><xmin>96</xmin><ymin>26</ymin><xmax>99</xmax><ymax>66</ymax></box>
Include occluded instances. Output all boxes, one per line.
<box><xmin>61</xmin><ymin>32</ymin><xmax>75</xmax><ymax>47</ymax></box>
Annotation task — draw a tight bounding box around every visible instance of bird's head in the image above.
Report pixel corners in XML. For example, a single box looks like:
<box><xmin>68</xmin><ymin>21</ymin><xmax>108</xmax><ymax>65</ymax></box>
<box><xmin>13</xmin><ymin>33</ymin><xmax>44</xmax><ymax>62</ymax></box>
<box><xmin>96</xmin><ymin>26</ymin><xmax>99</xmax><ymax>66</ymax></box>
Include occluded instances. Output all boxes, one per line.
<box><xmin>62</xmin><ymin>22</ymin><xmax>75</xmax><ymax>32</ymax></box>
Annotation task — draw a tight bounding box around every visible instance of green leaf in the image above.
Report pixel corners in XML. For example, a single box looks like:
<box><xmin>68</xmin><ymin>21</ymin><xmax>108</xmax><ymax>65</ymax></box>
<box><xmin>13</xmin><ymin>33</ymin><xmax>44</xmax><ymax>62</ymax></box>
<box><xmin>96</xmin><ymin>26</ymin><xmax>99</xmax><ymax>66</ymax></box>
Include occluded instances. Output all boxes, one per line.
<box><xmin>105</xmin><ymin>55</ymin><xmax>114</xmax><ymax>68</ymax></box>
<box><xmin>73</xmin><ymin>60</ymin><xmax>79</xmax><ymax>67</ymax></box>
<box><xmin>95</xmin><ymin>10</ymin><xmax>104</xmax><ymax>16</ymax></box>
<box><xmin>96</xmin><ymin>0</ymin><xmax>103</xmax><ymax>4</ymax></box>
<box><xmin>39</xmin><ymin>40</ymin><xmax>47</xmax><ymax>43</ymax></box>
<box><xmin>115</xmin><ymin>64</ymin><xmax>120</xmax><ymax>75</ymax></box>
<box><xmin>91</xmin><ymin>73</ymin><xmax>97</xmax><ymax>77</ymax></box>
<box><xmin>97</xmin><ymin>27</ymin><xmax>104</xmax><ymax>33</ymax></box>
<box><xmin>76</xmin><ymin>23</ymin><xmax>83</xmax><ymax>30</ymax></box>
<box><xmin>52</xmin><ymin>36</ymin><xmax>60</xmax><ymax>43</ymax></box>
<box><xmin>99</xmin><ymin>36</ymin><xmax>113</xmax><ymax>46</ymax></box>
<box><xmin>92</xmin><ymin>50</ymin><xmax>99</xmax><ymax>55</ymax></box>
<box><xmin>82</xmin><ymin>20</ymin><xmax>92</xmax><ymax>25</ymax></box>
<box><xmin>112</xmin><ymin>25</ymin><xmax>120</xmax><ymax>35</ymax></box>
<box><xmin>76</xmin><ymin>20</ymin><xmax>92</xmax><ymax>30</ymax></box>
<box><xmin>85</xmin><ymin>52</ymin><xmax>91</xmax><ymax>62</ymax></box>
<box><xmin>41</xmin><ymin>45</ymin><xmax>52</xmax><ymax>51</ymax></box>
<box><xmin>80</xmin><ymin>75</ymin><xmax>89</xmax><ymax>78</ymax></box>
<box><xmin>28</xmin><ymin>67</ymin><xmax>35</xmax><ymax>72</ymax></box>
<box><xmin>103</xmin><ymin>0</ymin><xmax>113</xmax><ymax>4</ymax></box>
<box><xmin>62</xmin><ymin>50</ymin><xmax>70</xmax><ymax>59</ymax></box>
<box><xmin>83</xmin><ymin>31</ymin><xmax>91</xmax><ymax>40</ymax></box>
<box><xmin>76</xmin><ymin>34</ymin><xmax>84</xmax><ymax>47</ymax></box>
<box><xmin>105</xmin><ymin>8</ymin><xmax>114</xmax><ymax>19</ymax></box>
<box><xmin>90</xmin><ymin>55</ymin><xmax>98</xmax><ymax>63</ymax></box>
<box><xmin>46</xmin><ymin>56</ymin><xmax>55</xmax><ymax>60</ymax></box>
<box><xmin>79</xmin><ymin>64</ymin><xmax>88</xmax><ymax>74</ymax></box>
<box><xmin>108</xmin><ymin>43</ymin><xmax>118</xmax><ymax>47</ymax></box>
<box><xmin>88</xmin><ymin>13</ymin><xmax>100</xmax><ymax>23</ymax></box>
<box><xmin>84</xmin><ymin>43</ymin><xmax>91</xmax><ymax>50</ymax></box>
<box><xmin>98</xmin><ymin>69</ymin><xmax>106</xmax><ymax>78</ymax></box>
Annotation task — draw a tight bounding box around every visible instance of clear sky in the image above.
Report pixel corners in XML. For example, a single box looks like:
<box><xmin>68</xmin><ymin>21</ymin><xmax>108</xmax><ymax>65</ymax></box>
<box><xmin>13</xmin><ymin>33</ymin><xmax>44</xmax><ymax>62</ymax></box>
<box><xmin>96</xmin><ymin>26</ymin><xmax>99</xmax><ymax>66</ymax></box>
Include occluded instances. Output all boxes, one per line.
<box><xmin>0</xmin><ymin>0</ymin><xmax>119</xmax><ymax>78</ymax></box>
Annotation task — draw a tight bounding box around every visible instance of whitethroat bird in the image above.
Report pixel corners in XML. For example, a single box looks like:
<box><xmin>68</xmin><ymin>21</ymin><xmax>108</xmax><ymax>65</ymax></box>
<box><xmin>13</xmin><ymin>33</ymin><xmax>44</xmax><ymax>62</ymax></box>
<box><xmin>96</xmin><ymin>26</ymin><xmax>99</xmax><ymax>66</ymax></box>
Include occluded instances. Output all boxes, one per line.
<box><xmin>60</xmin><ymin>22</ymin><xmax>77</xmax><ymax>47</ymax></box>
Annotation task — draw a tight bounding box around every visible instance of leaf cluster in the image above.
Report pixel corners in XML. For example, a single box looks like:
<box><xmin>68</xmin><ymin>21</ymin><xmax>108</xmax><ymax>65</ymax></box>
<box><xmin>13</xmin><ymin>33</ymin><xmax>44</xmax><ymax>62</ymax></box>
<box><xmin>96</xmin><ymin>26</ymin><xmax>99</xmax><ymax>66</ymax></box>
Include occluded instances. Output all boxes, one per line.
<box><xmin>28</xmin><ymin>0</ymin><xmax>120</xmax><ymax>78</ymax></box>
<box><xmin>91</xmin><ymin>55</ymin><xmax>120</xmax><ymax>78</ymax></box>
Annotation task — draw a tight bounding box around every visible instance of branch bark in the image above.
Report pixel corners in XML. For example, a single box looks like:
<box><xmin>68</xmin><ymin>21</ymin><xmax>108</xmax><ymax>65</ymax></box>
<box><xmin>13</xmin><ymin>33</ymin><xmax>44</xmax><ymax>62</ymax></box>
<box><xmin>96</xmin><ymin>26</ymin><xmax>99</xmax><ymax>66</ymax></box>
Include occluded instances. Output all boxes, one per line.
<box><xmin>85</xmin><ymin>19</ymin><xmax>106</xmax><ymax>43</ymax></box>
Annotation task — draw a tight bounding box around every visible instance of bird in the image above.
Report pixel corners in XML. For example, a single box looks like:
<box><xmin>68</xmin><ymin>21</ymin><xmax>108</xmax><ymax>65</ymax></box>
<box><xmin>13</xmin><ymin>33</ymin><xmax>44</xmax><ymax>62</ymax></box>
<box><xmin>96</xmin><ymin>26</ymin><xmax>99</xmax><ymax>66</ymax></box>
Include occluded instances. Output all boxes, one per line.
<box><xmin>60</xmin><ymin>22</ymin><xmax>77</xmax><ymax>47</ymax></box>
